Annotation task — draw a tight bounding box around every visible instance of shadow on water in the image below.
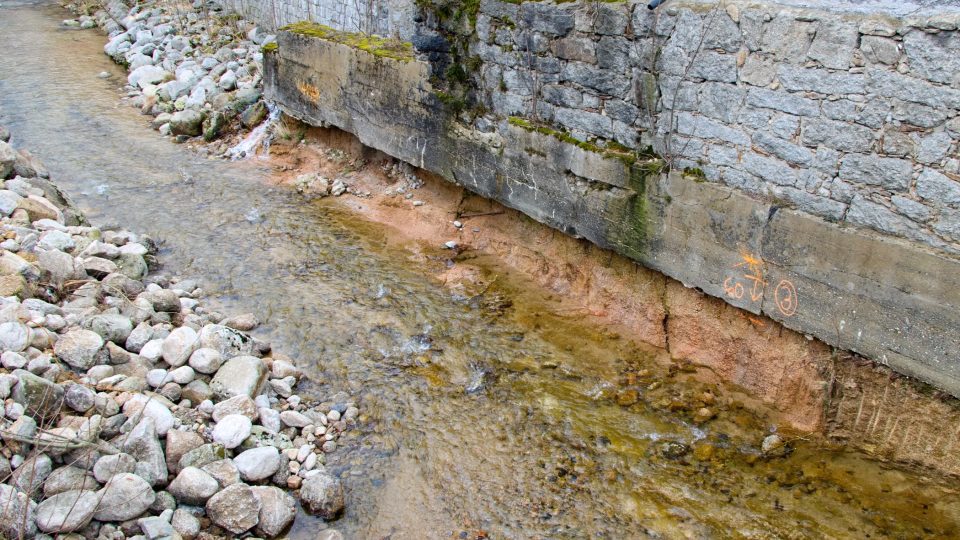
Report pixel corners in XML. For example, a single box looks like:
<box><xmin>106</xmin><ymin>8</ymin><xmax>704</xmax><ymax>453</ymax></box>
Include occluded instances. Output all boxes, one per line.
<box><xmin>2</xmin><ymin>1</ymin><xmax>960</xmax><ymax>538</ymax></box>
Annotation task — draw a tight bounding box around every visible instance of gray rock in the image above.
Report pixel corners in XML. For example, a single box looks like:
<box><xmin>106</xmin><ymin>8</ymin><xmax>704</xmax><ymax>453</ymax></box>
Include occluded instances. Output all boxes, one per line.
<box><xmin>64</xmin><ymin>383</ymin><xmax>95</xmax><ymax>412</ymax></box>
<box><xmin>94</xmin><ymin>472</ymin><xmax>155</xmax><ymax>522</ymax></box>
<box><xmin>162</xmin><ymin>326</ymin><xmax>199</xmax><ymax>367</ymax></box>
<box><xmin>280</xmin><ymin>410</ymin><xmax>311</xmax><ymax>428</ymax></box>
<box><xmin>806</xmin><ymin>20</ymin><xmax>857</xmax><ymax>70</ymax></box>
<box><xmin>838</xmin><ymin>154</ymin><xmax>913</xmax><ymax>192</ymax></box>
<box><xmin>90</xmin><ymin>313</ymin><xmax>134</xmax><ymax>345</ymax></box>
<box><xmin>172</xmin><ymin>508</ymin><xmax>201</xmax><ymax>538</ymax></box>
<box><xmin>0</xmin><ymin>484</ymin><xmax>37</xmax><ymax>539</ymax></box>
<box><xmin>251</xmin><ymin>486</ymin><xmax>296</xmax><ymax>537</ymax></box>
<box><xmin>178</xmin><ymin>443</ymin><xmax>227</xmax><ymax>471</ymax></box>
<box><xmin>116</xmin><ymin>252</ymin><xmax>148</xmax><ymax>280</ymax></box>
<box><xmin>240</xmin><ymin>101</ymin><xmax>267</xmax><ymax>128</ymax></box>
<box><xmin>201</xmin><ymin>458</ymin><xmax>240</xmax><ymax>488</ymax></box>
<box><xmin>169</xmin><ymin>110</ymin><xmax>205</xmax><ymax>137</ymax></box>
<box><xmin>37</xmin><ymin>230</ymin><xmax>74</xmax><ymax>251</ymax></box>
<box><xmin>122</xmin><ymin>393</ymin><xmax>175</xmax><ymax>436</ymax></box>
<box><xmin>212</xmin><ymin>394</ymin><xmax>258</xmax><ymax>422</ymax></box>
<box><xmin>801</xmin><ymin>118</ymin><xmax>875</xmax><ymax>153</ymax></box>
<box><xmin>142</xmin><ymin>289</ymin><xmax>180</xmax><ymax>312</ymax></box>
<box><xmin>43</xmin><ymin>466</ymin><xmax>99</xmax><ymax>497</ymax></box>
<box><xmin>299</xmin><ymin>472</ymin><xmax>344</xmax><ymax>519</ymax></box>
<box><xmin>168</xmin><ymin>466</ymin><xmax>220</xmax><ymax>505</ymax></box>
<box><xmin>123</xmin><ymin>418</ymin><xmax>168</xmax><ymax>486</ymax></box>
<box><xmin>35</xmin><ymin>489</ymin><xmax>98</xmax><ymax>533</ymax></box>
<box><xmin>0</xmin><ymin>140</ymin><xmax>17</xmax><ymax>178</ymax></box>
<box><xmin>182</xmin><ymin>379</ymin><xmax>213</xmax><ymax>404</ymax></box>
<box><xmin>0</xmin><ymin>321</ymin><xmax>31</xmax><ymax>352</ymax></box>
<box><xmin>125</xmin><ymin>321</ymin><xmax>154</xmax><ymax>353</ymax></box>
<box><xmin>917</xmin><ymin>168</ymin><xmax>960</xmax><ymax>206</ymax></box>
<box><xmin>38</xmin><ymin>249</ymin><xmax>85</xmax><ymax>283</ymax></box>
<box><xmin>233</xmin><ymin>446</ymin><xmax>281</xmax><ymax>481</ymax></box>
<box><xmin>165</xmin><ymin>428</ymin><xmax>205</xmax><ymax>473</ymax></box>
<box><xmin>139</xmin><ymin>513</ymin><xmax>175</xmax><ymax>539</ymax></box>
<box><xmin>11</xmin><ymin>369</ymin><xmax>65</xmax><ymax>419</ymax></box>
<box><xmin>210</xmin><ymin>355</ymin><xmax>266</xmax><ymax>401</ymax></box>
<box><xmin>93</xmin><ymin>453</ymin><xmax>137</xmax><ymax>483</ymax></box>
<box><xmin>199</xmin><ymin>324</ymin><xmax>253</xmax><ymax>358</ymax></box>
<box><xmin>0</xmin><ymin>189</ymin><xmax>23</xmax><ymax>216</ymax></box>
<box><xmin>205</xmin><ymin>483</ymin><xmax>261</xmax><ymax>534</ymax></box>
<box><xmin>259</xmin><ymin>407</ymin><xmax>281</xmax><ymax>433</ymax></box>
<box><xmin>212</xmin><ymin>414</ymin><xmax>252</xmax><ymax>449</ymax></box>
<box><xmin>54</xmin><ymin>329</ymin><xmax>105</xmax><ymax>369</ymax></box>
<box><xmin>861</xmin><ymin>36</ymin><xmax>900</xmax><ymax>65</ymax></box>
<box><xmin>128</xmin><ymin>65</ymin><xmax>168</xmax><ymax>88</ymax></box>
<box><xmin>188</xmin><ymin>347</ymin><xmax>222</xmax><ymax>374</ymax></box>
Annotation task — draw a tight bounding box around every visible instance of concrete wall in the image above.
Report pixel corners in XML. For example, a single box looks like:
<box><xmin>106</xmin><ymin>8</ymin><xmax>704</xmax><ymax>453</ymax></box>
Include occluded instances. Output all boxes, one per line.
<box><xmin>251</xmin><ymin>0</ymin><xmax>960</xmax><ymax>398</ymax></box>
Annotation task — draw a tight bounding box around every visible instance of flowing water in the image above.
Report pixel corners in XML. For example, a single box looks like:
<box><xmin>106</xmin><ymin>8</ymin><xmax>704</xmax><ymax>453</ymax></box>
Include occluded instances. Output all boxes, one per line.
<box><xmin>2</xmin><ymin>2</ymin><xmax>960</xmax><ymax>538</ymax></box>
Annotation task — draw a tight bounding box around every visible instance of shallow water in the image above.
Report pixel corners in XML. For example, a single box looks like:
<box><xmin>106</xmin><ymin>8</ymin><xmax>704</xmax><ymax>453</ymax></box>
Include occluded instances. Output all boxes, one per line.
<box><xmin>2</xmin><ymin>2</ymin><xmax>959</xmax><ymax>538</ymax></box>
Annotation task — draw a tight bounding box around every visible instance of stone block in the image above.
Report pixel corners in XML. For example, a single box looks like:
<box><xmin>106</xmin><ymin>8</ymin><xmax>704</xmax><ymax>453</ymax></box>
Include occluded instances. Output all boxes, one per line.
<box><xmin>800</xmin><ymin>118</ymin><xmax>876</xmax><ymax>153</ymax></box>
<box><xmin>773</xmin><ymin>186</ymin><xmax>847</xmax><ymax>221</ymax></box>
<box><xmin>807</xmin><ymin>20</ymin><xmax>858</xmax><ymax>69</ymax></box>
<box><xmin>903</xmin><ymin>30</ymin><xmax>960</xmax><ymax>85</ymax></box>
<box><xmin>891</xmin><ymin>99</ymin><xmax>949</xmax><ymax>129</ymax></box>
<box><xmin>867</xmin><ymin>69</ymin><xmax>960</xmax><ymax>109</ymax></box>
<box><xmin>746</xmin><ymin>87</ymin><xmax>820</xmax><ymax>117</ymax></box>
<box><xmin>604</xmin><ymin>99</ymin><xmax>640</xmax><ymax>125</ymax></box>
<box><xmin>838</xmin><ymin>153</ymin><xmax>913</xmax><ymax>191</ymax></box>
<box><xmin>916</xmin><ymin>168</ymin><xmax>960</xmax><ymax>206</ymax></box>
<box><xmin>846</xmin><ymin>195</ymin><xmax>939</xmax><ymax>244</ymax></box>
<box><xmin>933</xmin><ymin>208</ymin><xmax>960</xmax><ymax>241</ymax></box>
<box><xmin>821</xmin><ymin>98</ymin><xmax>888</xmax><ymax>130</ymax></box>
<box><xmin>917</xmin><ymin>132</ymin><xmax>954</xmax><ymax>165</ymax></box>
<box><xmin>753</xmin><ymin>131</ymin><xmax>813</xmax><ymax>166</ymax></box>
<box><xmin>554</xmin><ymin>107</ymin><xmax>613</xmax><ymax>140</ymax></box>
<box><xmin>689</xmin><ymin>51</ymin><xmax>738</xmax><ymax>83</ymax></box>
<box><xmin>892</xmin><ymin>195</ymin><xmax>934</xmax><ymax>222</ymax></box>
<box><xmin>740</xmin><ymin>54</ymin><xmax>777</xmax><ymax>87</ymax></box>
<box><xmin>742</xmin><ymin>151</ymin><xmax>798</xmax><ymax>186</ymax></box>
<box><xmin>703</xmin><ymin>11</ymin><xmax>743</xmax><ymax>53</ymax></box>
<box><xmin>520</xmin><ymin>2</ymin><xmax>574</xmax><ymax>37</ymax></box>
<box><xmin>675</xmin><ymin>112</ymin><xmax>751</xmax><ymax>147</ymax></box>
<box><xmin>596</xmin><ymin>36</ymin><xmax>632</xmax><ymax>71</ymax></box>
<box><xmin>777</xmin><ymin>65</ymin><xmax>866</xmax><ymax>95</ymax></box>
<box><xmin>860</xmin><ymin>36</ymin><xmax>900</xmax><ymax>65</ymax></box>
<box><xmin>698</xmin><ymin>82</ymin><xmax>745</xmax><ymax>123</ymax></box>
<box><xmin>760</xmin><ymin>15</ymin><xmax>815</xmax><ymax>62</ymax></box>
<box><xmin>551</xmin><ymin>36</ymin><xmax>596</xmax><ymax>63</ymax></box>
<box><xmin>561</xmin><ymin>61</ymin><xmax>631</xmax><ymax>97</ymax></box>
<box><xmin>593</xmin><ymin>3</ymin><xmax>629</xmax><ymax>35</ymax></box>
<box><xmin>541</xmin><ymin>85</ymin><xmax>582</xmax><ymax>109</ymax></box>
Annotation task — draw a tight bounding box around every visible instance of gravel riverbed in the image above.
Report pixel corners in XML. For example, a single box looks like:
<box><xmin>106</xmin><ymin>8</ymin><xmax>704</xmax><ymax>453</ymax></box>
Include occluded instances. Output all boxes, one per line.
<box><xmin>0</xmin><ymin>128</ymin><xmax>353</xmax><ymax>538</ymax></box>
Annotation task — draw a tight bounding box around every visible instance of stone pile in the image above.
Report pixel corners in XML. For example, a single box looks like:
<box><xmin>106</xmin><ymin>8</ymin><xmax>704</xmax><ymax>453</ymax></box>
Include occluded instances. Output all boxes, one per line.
<box><xmin>67</xmin><ymin>0</ymin><xmax>275</xmax><ymax>153</ymax></box>
<box><xmin>1</xmin><ymin>129</ymin><xmax>350</xmax><ymax>539</ymax></box>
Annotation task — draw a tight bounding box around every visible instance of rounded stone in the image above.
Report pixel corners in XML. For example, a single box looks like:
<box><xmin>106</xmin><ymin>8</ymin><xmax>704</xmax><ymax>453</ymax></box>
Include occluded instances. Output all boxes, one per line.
<box><xmin>167</xmin><ymin>466</ymin><xmax>220</xmax><ymax>505</ymax></box>
<box><xmin>93</xmin><ymin>472</ymin><xmax>156</xmax><ymax>522</ymax></box>
<box><xmin>188</xmin><ymin>347</ymin><xmax>222</xmax><ymax>374</ymax></box>
<box><xmin>205</xmin><ymin>482</ymin><xmax>261</xmax><ymax>534</ymax></box>
<box><xmin>35</xmin><ymin>489</ymin><xmax>98</xmax><ymax>533</ymax></box>
<box><xmin>299</xmin><ymin>472</ymin><xmax>344</xmax><ymax>519</ymax></box>
<box><xmin>233</xmin><ymin>446</ymin><xmax>281</xmax><ymax>482</ymax></box>
<box><xmin>53</xmin><ymin>329</ymin><xmax>104</xmax><ymax>369</ymax></box>
<box><xmin>211</xmin><ymin>414</ymin><xmax>252</xmax><ymax>449</ymax></box>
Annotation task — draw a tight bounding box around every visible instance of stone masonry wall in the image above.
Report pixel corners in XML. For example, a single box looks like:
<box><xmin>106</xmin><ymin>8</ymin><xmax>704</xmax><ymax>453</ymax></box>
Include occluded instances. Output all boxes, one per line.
<box><xmin>230</xmin><ymin>0</ymin><xmax>960</xmax><ymax>256</ymax></box>
<box><xmin>466</xmin><ymin>0</ymin><xmax>960</xmax><ymax>255</ymax></box>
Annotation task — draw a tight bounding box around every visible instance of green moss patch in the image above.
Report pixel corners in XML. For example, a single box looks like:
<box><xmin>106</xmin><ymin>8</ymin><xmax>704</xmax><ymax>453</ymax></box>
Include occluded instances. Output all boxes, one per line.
<box><xmin>281</xmin><ymin>22</ymin><xmax>414</xmax><ymax>62</ymax></box>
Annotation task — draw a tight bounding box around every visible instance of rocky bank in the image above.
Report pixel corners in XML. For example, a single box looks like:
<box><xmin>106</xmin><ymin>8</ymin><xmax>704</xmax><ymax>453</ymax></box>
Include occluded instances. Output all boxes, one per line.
<box><xmin>0</xmin><ymin>129</ymin><xmax>352</xmax><ymax>538</ymax></box>
<box><xmin>65</xmin><ymin>0</ymin><xmax>275</xmax><ymax>156</ymax></box>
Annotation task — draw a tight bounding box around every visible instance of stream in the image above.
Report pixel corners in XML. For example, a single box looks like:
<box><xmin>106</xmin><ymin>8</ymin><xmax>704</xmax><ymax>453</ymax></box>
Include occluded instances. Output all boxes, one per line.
<box><xmin>1</xmin><ymin>1</ymin><xmax>959</xmax><ymax>538</ymax></box>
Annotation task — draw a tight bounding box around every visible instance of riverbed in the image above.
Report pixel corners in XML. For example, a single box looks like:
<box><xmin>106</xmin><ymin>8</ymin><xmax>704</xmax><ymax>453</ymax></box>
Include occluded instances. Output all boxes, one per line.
<box><xmin>2</xmin><ymin>1</ymin><xmax>959</xmax><ymax>538</ymax></box>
